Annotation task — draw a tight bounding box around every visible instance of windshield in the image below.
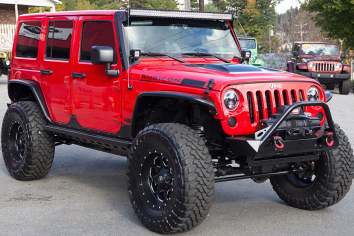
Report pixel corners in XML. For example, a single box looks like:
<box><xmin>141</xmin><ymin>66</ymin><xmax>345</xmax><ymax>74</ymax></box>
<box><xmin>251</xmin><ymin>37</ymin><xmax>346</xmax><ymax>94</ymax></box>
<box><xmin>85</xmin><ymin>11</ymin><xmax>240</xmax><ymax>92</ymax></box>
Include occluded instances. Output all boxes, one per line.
<box><xmin>239</xmin><ymin>39</ymin><xmax>256</xmax><ymax>49</ymax></box>
<box><xmin>124</xmin><ymin>17</ymin><xmax>241</xmax><ymax>58</ymax></box>
<box><xmin>301</xmin><ymin>44</ymin><xmax>339</xmax><ymax>56</ymax></box>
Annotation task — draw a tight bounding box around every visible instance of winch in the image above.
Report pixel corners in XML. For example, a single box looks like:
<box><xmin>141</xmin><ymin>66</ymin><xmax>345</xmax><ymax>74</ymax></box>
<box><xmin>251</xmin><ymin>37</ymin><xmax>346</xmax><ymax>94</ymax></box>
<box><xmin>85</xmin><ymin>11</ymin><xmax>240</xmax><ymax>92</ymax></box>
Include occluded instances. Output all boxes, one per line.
<box><xmin>258</xmin><ymin>105</ymin><xmax>321</xmax><ymax>141</ymax></box>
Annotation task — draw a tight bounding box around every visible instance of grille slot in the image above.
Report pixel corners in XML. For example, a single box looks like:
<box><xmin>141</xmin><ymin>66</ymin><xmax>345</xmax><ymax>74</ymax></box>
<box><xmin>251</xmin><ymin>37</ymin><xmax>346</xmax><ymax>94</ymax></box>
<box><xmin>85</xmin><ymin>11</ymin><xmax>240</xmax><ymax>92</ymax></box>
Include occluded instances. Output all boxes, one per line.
<box><xmin>291</xmin><ymin>90</ymin><xmax>296</xmax><ymax>103</ymax></box>
<box><xmin>299</xmin><ymin>90</ymin><xmax>304</xmax><ymax>101</ymax></box>
<box><xmin>265</xmin><ymin>91</ymin><xmax>272</xmax><ymax>118</ymax></box>
<box><xmin>282</xmin><ymin>90</ymin><xmax>289</xmax><ymax>105</ymax></box>
<box><xmin>274</xmin><ymin>90</ymin><xmax>280</xmax><ymax>108</ymax></box>
<box><xmin>256</xmin><ymin>92</ymin><xmax>264</xmax><ymax>120</ymax></box>
<box><xmin>247</xmin><ymin>92</ymin><xmax>255</xmax><ymax>124</ymax></box>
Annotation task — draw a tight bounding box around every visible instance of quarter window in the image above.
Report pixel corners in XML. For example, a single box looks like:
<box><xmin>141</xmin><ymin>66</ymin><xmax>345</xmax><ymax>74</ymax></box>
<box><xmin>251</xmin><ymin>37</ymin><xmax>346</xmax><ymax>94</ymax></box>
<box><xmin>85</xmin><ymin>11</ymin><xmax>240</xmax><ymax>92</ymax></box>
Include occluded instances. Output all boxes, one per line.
<box><xmin>46</xmin><ymin>21</ymin><xmax>74</xmax><ymax>60</ymax></box>
<box><xmin>80</xmin><ymin>21</ymin><xmax>116</xmax><ymax>61</ymax></box>
<box><xmin>16</xmin><ymin>21</ymin><xmax>42</xmax><ymax>58</ymax></box>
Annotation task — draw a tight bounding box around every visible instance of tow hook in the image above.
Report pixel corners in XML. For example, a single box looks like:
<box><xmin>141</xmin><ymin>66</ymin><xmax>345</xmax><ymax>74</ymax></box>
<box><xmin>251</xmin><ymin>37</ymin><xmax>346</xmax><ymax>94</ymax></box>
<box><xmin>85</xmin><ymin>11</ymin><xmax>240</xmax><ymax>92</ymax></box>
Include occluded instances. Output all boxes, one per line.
<box><xmin>323</xmin><ymin>131</ymin><xmax>334</xmax><ymax>147</ymax></box>
<box><xmin>272</xmin><ymin>135</ymin><xmax>284</xmax><ymax>151</ymax></box>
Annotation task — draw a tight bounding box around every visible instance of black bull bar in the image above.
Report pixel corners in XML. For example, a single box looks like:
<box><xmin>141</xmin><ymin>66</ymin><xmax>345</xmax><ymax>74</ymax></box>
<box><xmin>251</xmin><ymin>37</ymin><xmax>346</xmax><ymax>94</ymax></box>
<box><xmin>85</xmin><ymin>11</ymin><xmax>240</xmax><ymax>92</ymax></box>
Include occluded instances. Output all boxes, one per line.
<box><xmin>226</xmin><ymin>101</ymin><xmax>338</xmax><ymax>158</ymax></box>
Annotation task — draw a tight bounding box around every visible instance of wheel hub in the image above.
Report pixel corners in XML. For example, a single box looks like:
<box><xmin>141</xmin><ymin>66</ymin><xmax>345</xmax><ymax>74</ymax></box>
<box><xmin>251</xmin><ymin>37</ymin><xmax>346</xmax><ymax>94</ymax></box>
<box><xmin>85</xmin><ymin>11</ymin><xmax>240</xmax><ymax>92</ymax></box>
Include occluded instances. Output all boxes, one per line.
<box><xmin>9</xmin><ymin>122</ymin><xmax>26</xmax><ymax>161</ymax></box>
<box><xmin>141</xmin><ymin>151</ymin><xmax>174</xmax><ymax>206</ymax></box>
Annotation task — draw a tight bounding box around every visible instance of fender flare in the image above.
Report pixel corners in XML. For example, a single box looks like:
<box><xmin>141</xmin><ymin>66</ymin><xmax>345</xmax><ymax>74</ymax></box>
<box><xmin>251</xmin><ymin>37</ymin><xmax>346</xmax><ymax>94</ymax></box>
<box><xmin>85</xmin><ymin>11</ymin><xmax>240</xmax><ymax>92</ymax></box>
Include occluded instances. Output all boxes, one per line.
<box><xmin>8</xmin><ymin>79</ymin><xmax>52</xmax><ymax>123</ymax></box>
<box><xmin>131</xmin><ymin>91</ymin><xmax>218</xmax><ymax>136</ymax></box>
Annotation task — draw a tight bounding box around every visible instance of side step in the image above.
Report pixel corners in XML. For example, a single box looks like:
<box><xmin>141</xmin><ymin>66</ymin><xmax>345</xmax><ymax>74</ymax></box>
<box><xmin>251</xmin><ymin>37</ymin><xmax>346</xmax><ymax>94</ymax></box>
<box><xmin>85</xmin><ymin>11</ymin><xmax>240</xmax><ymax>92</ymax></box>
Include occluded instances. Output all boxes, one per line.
<box><xmin>43</xmin><ymin>124</ymin><xmax>131</xmax><ymax>155</ymax></box>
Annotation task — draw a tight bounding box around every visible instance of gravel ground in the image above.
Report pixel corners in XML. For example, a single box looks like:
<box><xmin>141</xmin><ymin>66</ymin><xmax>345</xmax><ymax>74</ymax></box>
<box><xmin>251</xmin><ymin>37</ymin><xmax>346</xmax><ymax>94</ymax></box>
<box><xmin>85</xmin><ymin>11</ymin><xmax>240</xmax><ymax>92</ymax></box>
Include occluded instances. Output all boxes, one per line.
<box><xmin>0</xmin><ymin>74</ymin><xmax>353</xmax><ymax>236</ymax></box>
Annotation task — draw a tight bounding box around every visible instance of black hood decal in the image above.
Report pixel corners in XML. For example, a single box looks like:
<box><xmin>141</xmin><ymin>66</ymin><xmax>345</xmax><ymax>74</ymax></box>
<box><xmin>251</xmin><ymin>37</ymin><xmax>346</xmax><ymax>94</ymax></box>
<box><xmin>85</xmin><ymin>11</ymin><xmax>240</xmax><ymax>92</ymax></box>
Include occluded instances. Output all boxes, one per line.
<box><xmin>185</xmin><ymin>63</ymin><xmax>282</xmax><ymax>73</ymax></box>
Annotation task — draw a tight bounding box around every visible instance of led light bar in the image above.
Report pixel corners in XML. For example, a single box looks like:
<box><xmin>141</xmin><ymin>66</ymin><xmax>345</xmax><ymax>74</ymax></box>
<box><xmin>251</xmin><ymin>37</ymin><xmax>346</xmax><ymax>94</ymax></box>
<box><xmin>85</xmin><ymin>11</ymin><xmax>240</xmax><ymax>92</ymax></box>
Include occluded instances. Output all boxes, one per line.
<box><xmin>129</xmin><ymin>8</ymin><xmax>233</xmax><ymax>21</ymax></box>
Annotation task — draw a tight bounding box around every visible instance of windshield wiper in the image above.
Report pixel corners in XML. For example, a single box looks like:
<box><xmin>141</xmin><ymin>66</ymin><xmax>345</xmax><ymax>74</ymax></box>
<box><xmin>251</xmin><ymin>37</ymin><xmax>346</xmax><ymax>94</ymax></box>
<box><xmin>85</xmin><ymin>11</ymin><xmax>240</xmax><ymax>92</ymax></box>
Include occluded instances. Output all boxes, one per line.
<box><xmin>182</xmin><ymin>52</ymin><xmax>230</xmax><ymax>63</ymax></box>
<box><xmin>140</xmin><ymin>52</ymin><xmax>187</xmax><ymax>63</ymax></box>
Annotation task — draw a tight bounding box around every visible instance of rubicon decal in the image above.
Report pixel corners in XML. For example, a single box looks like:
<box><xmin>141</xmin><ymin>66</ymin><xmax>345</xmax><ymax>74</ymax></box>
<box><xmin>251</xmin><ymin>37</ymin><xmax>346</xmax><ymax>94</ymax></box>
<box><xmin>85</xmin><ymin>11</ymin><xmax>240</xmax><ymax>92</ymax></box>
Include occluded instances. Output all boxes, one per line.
<box><xmin>141</xmin><ymin>74</ymin><xmax>181</xmax><ymax>83</ymax></box>
<box><xmin>270</xmin><ymin>83</ymin><xmax>282</xmax><ymax>89</ymax></box>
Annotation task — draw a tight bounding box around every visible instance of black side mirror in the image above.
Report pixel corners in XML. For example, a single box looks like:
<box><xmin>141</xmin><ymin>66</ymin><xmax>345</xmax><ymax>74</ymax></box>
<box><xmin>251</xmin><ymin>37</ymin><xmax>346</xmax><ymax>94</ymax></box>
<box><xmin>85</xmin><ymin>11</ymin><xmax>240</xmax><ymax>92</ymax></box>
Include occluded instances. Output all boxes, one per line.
<box><xmin>91</xmin><ymin>46</ymin><xmax>119</xmax><ymax>78</ymax></box>
<box><xmin>325</xmin><ymin>91</ymin><xmax>333</xmax><ymax>103</ymax></box>
<box><xmin>340</xmin><ymin>53</ymin><xmax>345</xmax><ymax>59</ymax></box>
<box><xmin>293</xmin><ymin>51</ymin><xmax>299</xmax><ymax>57</ymax></box>
<box><xmin>258</xmin><ymin>45</ymin><xmax>262</xmax><ymax>50</ymax></box>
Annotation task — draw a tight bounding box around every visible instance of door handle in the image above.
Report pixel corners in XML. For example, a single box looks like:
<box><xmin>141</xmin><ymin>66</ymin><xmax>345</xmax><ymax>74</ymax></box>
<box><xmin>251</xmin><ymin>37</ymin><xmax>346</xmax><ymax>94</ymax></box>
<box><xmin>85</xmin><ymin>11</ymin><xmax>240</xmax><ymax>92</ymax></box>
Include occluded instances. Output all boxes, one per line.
<box><xmin>40</xmin><ymin>69</ymin><xmax>52</xmax><ymax>75</ymax></box>
<box><xmin>72</xmin><ymin>72</ymin><xmax>85</xmax><ymax>78</ymax></box>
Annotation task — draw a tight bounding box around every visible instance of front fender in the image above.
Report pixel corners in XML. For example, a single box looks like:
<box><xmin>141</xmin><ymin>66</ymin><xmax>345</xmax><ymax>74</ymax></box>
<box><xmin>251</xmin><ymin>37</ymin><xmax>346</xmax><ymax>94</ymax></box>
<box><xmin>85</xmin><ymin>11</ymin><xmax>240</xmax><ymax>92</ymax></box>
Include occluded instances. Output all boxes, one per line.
<box><xmin>131</xmin><ymin>91</ymin><xmax>217</xmax><ymax>136</ymax></box>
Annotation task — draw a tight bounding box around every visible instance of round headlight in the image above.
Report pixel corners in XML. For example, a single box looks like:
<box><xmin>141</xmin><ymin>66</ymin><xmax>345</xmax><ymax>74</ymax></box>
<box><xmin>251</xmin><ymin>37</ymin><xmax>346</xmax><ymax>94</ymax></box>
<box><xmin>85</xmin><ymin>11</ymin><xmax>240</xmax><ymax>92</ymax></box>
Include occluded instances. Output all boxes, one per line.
<box><xmin>249</xmin><ymin>56</ymin><xmax>255</xmax><ymax>62</ymax></box>
<box><xmin>224</xmin><ymin>89</ymin><xmax>239</xmax><ymax>111</ymax></box>
<box><xmin>5</xmin><ymin>60</ymin><xmax>10</xmax><ymax>66</ymax></box>
<box><xmin>3</xmin><ymin>52</ymin><xmax>7</xmax><ymax>58</ymax></box>
<box><xmin>336</xmin><ymin>63</ymin><xmax>342</xmax><ymax>69</ymax></box>
<box><xmin>308</xmin><ymin>62</ymin><xmax>314</xmax><ymax>68</ymax></box>
<box><xmin>308</xmin><ymin>86</ymin><xmax>319</xmax><ymax>101</ymax></box>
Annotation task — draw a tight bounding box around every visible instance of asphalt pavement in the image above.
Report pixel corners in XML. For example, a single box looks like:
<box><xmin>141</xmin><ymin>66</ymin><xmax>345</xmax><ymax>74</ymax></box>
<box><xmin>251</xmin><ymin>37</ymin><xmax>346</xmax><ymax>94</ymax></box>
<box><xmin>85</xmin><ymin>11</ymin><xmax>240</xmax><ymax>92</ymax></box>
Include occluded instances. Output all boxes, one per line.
<box><xmin>0</xmin><ymin>74</ymin><xmax>354</xmax><ymax>236</ymax></box>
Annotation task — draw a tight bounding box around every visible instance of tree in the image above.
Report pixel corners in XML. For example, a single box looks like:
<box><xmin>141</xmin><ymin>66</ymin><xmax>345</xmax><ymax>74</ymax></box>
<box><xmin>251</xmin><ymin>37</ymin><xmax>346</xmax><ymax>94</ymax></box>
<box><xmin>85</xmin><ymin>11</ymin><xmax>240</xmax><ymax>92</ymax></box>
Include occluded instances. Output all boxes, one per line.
<box><xmin>144</xmin><ymin>0</ymin><xmax>179</xmax><ymax>10</ymax></box>
<box><xmin>205</xmin><ymin>3</ymin><xmax>221</xmax><ymax>12</ymax></box>
<box><xmin>304</xmin><ymin>0</ymin><xmax>354</xmax><ymax>50</ymax></box>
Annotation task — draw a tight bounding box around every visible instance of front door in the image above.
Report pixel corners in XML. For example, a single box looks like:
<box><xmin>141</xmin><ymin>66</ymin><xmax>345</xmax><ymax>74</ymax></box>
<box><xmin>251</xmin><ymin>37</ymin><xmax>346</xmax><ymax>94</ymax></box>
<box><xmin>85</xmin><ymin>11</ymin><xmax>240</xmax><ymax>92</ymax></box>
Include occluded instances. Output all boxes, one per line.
<box><xmin>41</xmin><ymin>17</ymin><xmax>77</xmax><ymax>124</ymax></box>
<box><xmin>72</xmin><ymin>16</ymin><xmax>122</xmax><ymax>133</ymax></box>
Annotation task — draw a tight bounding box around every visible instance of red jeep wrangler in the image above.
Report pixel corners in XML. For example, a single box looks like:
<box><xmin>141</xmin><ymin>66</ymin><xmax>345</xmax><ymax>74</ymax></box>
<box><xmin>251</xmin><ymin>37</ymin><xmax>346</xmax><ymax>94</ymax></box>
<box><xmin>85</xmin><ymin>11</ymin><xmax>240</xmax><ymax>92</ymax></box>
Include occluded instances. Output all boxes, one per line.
<box><xmin>287</xmin><ymin>42</ymin><xmax>351</xmax><ymax>94</ymax></box>
<box><xmin>3</xmin><ymin>9</ymin><xmax>353</xmax><ymax>233</ymax></box>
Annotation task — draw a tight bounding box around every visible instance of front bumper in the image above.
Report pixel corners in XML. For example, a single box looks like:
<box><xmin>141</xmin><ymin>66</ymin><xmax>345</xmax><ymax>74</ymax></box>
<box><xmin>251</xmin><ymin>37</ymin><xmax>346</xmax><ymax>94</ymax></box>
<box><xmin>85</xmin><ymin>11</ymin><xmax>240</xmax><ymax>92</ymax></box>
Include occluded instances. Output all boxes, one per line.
<box><xmin>296</xmin><ymin>71</ymin><xmax>350</xmax><ymax>83</ymax></box>
<box><xmin>226</xmin><ymin>101</ymin><xmax>338</xmax><ymax>158</ymax></box>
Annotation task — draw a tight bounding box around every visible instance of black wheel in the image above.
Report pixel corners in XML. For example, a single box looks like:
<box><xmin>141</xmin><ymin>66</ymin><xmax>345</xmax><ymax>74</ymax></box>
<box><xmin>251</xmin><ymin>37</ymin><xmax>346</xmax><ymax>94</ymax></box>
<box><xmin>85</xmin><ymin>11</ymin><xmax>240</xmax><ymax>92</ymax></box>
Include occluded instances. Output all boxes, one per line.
<box><xmin>326</xmin><ymin>84</ymin><xmax>335</xmax><ymax>90</ymax></box>
<box><xmin>127</xmin><ymin>123</ymin><xmax>215</xmax><ymax>233</ymax></box>
<box><xmin>1</xmin><ymin>101</ymin><xmax>55</xmax><ymax>180</ymax></box>
<box><xmin>339</xmin><ymin>77</ymin><xmax>350</xmax><ymax>95</ymax></box>
<box><xmin>270</xmin><ymin>123</ymin><xmax>353</xmax><ymax>210</ymax></box>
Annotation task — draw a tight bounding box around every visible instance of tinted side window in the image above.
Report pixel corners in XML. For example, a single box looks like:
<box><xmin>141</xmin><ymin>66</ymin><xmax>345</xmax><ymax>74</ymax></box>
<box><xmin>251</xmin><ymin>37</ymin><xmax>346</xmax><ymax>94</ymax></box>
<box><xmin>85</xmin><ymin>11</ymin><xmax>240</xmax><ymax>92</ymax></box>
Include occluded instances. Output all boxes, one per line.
<box><xmin>80</xmin><ymin>21</ymin><xmax>116</xmax><ymax>61</ymax></box>
<box><xmin>16</xmin><ymin>21</ymin><xmax>42</xmax><ymax>58</ymax></box>
<box><xmin>46</xmin><ymin>21</ymin><xmax>73</xmax><ymax>60</ymax></box>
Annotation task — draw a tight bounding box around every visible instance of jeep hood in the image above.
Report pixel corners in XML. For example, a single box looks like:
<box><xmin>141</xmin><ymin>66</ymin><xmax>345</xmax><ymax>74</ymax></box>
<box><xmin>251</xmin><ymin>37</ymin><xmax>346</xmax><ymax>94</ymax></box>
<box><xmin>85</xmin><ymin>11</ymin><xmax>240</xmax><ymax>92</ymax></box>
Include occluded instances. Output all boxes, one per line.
<box><xmin>133</xmin><ymin>63</ymin><xmax>318</xmax><ymax>91</ymax></box>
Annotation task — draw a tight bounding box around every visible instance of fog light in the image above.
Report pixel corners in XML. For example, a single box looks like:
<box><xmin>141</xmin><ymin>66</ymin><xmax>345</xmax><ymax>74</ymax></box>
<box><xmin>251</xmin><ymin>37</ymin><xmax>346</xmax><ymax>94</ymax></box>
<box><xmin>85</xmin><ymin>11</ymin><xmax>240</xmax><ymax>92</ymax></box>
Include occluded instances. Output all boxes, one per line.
<box><xmin>228</xmin><ymin>117</ymin><xmax>237</xmax><ymax>127</ymax></box>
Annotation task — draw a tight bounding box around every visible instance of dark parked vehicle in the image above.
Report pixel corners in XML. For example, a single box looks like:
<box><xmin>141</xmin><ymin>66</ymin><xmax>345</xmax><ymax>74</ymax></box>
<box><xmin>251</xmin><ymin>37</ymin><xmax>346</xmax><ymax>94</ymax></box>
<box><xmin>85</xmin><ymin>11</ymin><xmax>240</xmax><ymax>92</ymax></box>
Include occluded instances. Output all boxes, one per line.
<box><xmin>287</xmin><ymin>42</ymin><xmax>351</xmax><ymax>94</ymax></box>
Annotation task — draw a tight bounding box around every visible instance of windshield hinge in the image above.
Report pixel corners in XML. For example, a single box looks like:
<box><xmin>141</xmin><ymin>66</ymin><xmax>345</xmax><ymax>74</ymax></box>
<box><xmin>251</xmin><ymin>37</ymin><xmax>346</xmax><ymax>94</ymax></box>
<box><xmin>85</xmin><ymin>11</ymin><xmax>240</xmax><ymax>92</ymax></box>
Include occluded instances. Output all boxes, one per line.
<box><xmin>112</xmin><ymin>81</ymin><xmax>121</xmax><ymax>91</ymax></box>
<box><xmin>204</xmin><ymin>79</ymin><xmax>215</xmax><ymax>95</ymax></box>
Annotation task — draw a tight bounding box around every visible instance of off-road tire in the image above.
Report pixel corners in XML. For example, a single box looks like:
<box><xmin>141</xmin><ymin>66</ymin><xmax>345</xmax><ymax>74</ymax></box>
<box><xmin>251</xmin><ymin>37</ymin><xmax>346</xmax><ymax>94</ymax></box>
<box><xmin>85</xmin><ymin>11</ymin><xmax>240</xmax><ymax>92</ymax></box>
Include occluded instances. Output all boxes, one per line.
<box><xmin>2</xmin><ymin>101</ymin><xmax>55</xmax><ymax>180</ymax></box>
<box><xmin>127</xmin><ymin>123</ymin><xmax>215</xmax><ymax>234</ymax></box>
<box><xmin>326</xmin><ymin>84</ymin><xmax>336</xmax><ymax>90</ymax></box>
<box><xmin>339</xmin><ymin>78</ymin><xmax>350</xmax><ymax>95</ymax></box>
<box><xmin>270</xmin><ymin>123</ymin><xmax>353</xmax><ymax>210</ymax></box>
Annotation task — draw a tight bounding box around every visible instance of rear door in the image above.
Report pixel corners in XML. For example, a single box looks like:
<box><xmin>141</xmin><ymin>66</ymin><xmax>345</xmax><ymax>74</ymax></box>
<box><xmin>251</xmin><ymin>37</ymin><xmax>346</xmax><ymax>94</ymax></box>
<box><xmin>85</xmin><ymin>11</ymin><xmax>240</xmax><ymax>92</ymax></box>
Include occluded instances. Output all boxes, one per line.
<box><xmin>40</xmin><ymin>16</ymin><xmax>77</xmax><ymax>123</ymax></box>
<box><xmin>71</xmin><ymin>16</ymin><xmax>122</xmax><ymax>133</ymax></box>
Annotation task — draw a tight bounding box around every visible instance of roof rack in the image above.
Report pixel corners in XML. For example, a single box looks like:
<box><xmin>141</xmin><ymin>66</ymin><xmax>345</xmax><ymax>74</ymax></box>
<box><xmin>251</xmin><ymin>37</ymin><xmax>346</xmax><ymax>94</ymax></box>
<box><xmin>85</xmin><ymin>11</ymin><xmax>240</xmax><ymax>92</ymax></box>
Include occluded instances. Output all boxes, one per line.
<box><xmin>128</xmin><ymin>8</ymin><xmax>233</xmax><ymax>21</ymax></box>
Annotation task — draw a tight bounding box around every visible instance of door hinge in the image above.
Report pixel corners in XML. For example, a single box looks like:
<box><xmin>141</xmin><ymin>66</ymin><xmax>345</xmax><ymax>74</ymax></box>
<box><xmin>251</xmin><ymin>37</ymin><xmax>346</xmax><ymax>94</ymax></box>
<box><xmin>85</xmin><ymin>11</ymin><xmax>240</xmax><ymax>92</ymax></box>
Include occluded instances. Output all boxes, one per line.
<box><xmin>112</xmin><ymin>81</ymin><xmax>121</xmax><ymax>91</ymax></box>
<box><xmin>113</xmin><ymin>113</ymin><xmax>122</xmax><ymax>123</ymax></box>
<box><xmin>64</xmin><ymin>105</ymin><xmax>73</xmax><ymax>114</ymax></box>
<box><xmin>64</xmin><ymin>76</ymin><xmax>72</xmax><ymax>86</ymax></box>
